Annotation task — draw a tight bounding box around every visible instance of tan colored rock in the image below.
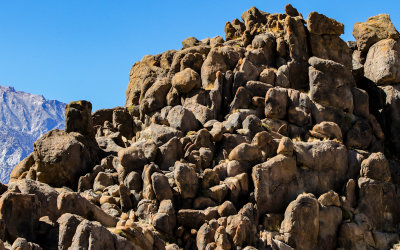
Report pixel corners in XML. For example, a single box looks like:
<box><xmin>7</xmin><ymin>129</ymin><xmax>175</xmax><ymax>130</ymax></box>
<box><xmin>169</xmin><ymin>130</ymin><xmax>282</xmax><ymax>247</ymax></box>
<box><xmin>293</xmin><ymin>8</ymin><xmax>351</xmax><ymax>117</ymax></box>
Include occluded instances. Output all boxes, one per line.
<box><xmin>69</xmin><ymin>220</ymin><xmax>135</xmax><ymax>250</ymax></box>
<box><xmin>265</xmin><ymin>87</ymin><xmax>289</xmax><ymax>119</ymax></box>
<box><xmin>309</xmin><ymin>57</ymin><xmax>354</xmax><ymax>113</ymax></box>
<box><xmin>318</xmin><ymin>205</ymin><xmax>342</xmax><ymax>250</ymax></box>
<box><xmin>174</xmin><ymin>162</ymin><xmax>199</xmax><ymax>199</ymax></box>
<box><xmin>205</xmin><ymin>184</ymin><xmax>229</xmax><ymax>204</ymax></box>
<box><xmin>7</xmin><ymin>180</ymin><xmax>60</xmax><ymax>222</ymax></box>
<box><xmin>57</xmin><ymin>213</ymin><xmax>85</xmax><ymax>250</ymax></box>
<box><xmin>182</xmin><ymin>37</ymin><xmax>200</xmax><ymax>49</ymax></box>
<box><xmin>307</xmin><ymin>12</ymin><xmax>344</xmax><ymax>35</ymax></box>
<box><xmin>309</xmin><ymin>34</ymin><xmax>352</xmax><ymax>69</ymax></box>
<box><xmin>360</xmin><ymin>152</ymin><xmax>391</xmax><ymax>182</ymax></box>
<box><xmin>93</xmin><ymin>172</ymin><xmax>115</xmax><ymax>192</ymax></box>
<box><xmin>11</xmin><ymin>238</ymin><xmax>42</xmax><ymax>250</ymax></box>
<box><xmin>284</xmin><ymin>16</ymin><xmax>309</xmax><ymax>61</ymax></box>
<box><xmin>214</xmin><ymin>226</ymin><xmax>231</xmax><ymax>250</ymax></box>
<box><xmin>151</xmin><ymin>172</ymin><xmax>173</xmax><ymax>201</ymax></box>
<box><xmin>252</xmin><ymin>155</ymin><xmax>297</xmax><ymax>214</ymax></box>
<box><xmin>196</xmin><ymin>223</ymin><xmax>215</xmax><ymax>250</ymax></box>
<box><xmin>57</xmin><ymin>192</ymin><xmax>118</xmax><ymax>227</ymax></box>
<box><xmin>65</xmin><ymin>100</ymin><xmax>95</xmax><ymax>139</ymax></box>
<box><xmin>9</xmin><ymin>153</ymin><xmax>34</xmax><ymax>182</ymax></box>
<box><xmin>311</xmin><ymin>121</ymin><xmax>342</xmax><ymax>141</ymax></box>
<box><xmin>280</xmin><ymin>193</ymin><xmax>319</xmax><ymax>250</ymax></box>
<box><xmin>218</xmin><ymin>201</ymin><xmax>237</xmax><ymax>217</ymax></box>
<box><xmin>201</xmin><ymin>47</ymin><xmax>228</xmax><ymax>89</ymax></box>
<box><xmin>172</xmin><ymin>68</ymin><xmax>201</xmax><ymax>93</ymax></box>
<box><xmin>277</xmin><ymin>137</ymin><xmax>294</xmax><ymax>156</ymax></box>
<box><xmin>33</xmin><ymin>129</ymin><xmax>99</xmax><ymax>188</ymax></box>
<box><xmin>285</xmin><ymin>4</ymin><xmax>300</xmax><ymax>17</ymax></box>
<box><xmin>353</xmin><ymin>14</ymin><xmax>399</xmax><ymax>53</ymax></box>
<box><xmin>318</xmin><ymin>190</ymin><xmax>341</xmax><ymax>207</ymax></box>
<box><xmin>228</xmin><ymin>143</ymin><xmax>262</xmax><ymax>162</ymax></box>
<box><xmin>177</xmin><ymin>209</ymin><xmax>206</xmax><ymax>229</ymax></box>
<box><xmin>139</xmin><ymin>77</ymin><xmax>171</xmax><ymax>114</ymax></box>
<box><xmin>0</xmin><ymin>192</ymin><xmax>40</xmax><ymax>243</ymax></box>
<box><xmin>364</xmin><ymin>39</ymin><xmax>400</xmax><ymax>85</ymax></box>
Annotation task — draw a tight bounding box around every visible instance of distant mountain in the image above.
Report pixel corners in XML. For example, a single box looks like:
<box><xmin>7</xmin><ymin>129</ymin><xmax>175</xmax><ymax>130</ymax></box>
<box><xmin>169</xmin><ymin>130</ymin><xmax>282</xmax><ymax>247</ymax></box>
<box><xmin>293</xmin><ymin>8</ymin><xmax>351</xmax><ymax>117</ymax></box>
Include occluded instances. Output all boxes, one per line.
<box><xmin>0</xmin><ymin>85</ymin><xmax>65</xmax><ymax>183</ymax></box>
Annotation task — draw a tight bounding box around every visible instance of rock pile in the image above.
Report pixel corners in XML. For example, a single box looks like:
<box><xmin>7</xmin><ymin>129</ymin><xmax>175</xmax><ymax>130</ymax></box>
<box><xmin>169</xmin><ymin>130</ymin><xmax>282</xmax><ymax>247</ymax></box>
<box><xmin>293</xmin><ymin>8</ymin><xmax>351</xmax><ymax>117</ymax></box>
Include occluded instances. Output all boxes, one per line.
<box><xmin>3</xmin><ymin>4</ymin><xmax>400</xmax><ymax>250</ymax></box>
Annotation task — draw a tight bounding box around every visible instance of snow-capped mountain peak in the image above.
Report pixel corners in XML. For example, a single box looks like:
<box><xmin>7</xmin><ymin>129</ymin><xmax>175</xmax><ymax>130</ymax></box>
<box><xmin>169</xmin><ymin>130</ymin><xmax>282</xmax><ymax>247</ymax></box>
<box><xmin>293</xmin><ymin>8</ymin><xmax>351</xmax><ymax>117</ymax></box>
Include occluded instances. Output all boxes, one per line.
<box><xmin>0</xmin><ymin>85</ymin><xmax>65</xmax><ymax>183</ymax></box>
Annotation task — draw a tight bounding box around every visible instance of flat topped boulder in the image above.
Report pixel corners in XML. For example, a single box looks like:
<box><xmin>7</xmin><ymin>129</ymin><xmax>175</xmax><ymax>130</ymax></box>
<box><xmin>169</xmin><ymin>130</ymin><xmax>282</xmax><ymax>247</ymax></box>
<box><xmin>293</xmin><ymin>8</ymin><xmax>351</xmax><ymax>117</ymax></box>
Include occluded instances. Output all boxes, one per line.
<box><xmin>307</xmin><ymin>11</ymin><xmax>344</xmax><ymax>35</ymax></box>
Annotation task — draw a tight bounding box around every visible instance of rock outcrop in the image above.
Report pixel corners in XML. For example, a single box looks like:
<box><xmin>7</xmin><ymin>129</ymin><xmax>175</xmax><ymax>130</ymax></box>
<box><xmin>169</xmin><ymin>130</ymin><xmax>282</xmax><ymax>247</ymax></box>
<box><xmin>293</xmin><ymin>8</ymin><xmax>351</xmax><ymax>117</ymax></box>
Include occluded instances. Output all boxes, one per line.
<box><xmin>3</xmin><ymin>4</ymin><xmax>400</xmax><ymax>250</ymax></box>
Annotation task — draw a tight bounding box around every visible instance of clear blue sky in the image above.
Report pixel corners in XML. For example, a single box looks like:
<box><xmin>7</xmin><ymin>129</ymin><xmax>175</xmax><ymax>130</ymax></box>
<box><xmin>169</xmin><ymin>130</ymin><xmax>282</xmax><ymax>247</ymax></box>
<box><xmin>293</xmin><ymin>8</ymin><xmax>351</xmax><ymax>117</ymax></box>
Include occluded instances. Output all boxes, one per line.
<box><xmin>0</xmin><ymin>1</ymin><xmax>399</xmax><ymax>111</ymax></box>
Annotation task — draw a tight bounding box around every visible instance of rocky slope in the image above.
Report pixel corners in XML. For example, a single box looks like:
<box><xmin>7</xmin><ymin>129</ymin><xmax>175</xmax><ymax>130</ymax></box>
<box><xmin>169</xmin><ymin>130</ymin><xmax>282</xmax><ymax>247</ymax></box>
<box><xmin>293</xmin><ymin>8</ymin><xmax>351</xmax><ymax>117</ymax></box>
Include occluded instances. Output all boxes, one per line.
<box><xmin>2</xmin><ymin>4</ymin><xmax>400</xmax><ymax>250</ymax></box>
<box><xmin>0</xmin><ymin>86</ymin><xmax>65</xmax><ymax>183</ymax></box>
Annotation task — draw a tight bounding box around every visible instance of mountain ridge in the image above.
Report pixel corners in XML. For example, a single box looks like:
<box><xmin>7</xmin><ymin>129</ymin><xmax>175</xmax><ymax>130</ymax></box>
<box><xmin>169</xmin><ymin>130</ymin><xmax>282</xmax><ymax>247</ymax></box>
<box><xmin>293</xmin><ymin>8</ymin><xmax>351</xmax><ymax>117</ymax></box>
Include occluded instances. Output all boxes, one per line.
<box><xmin>0</xmin><ymin>85</ymin><xmax>65</xmax><ymax>183</ymax></box>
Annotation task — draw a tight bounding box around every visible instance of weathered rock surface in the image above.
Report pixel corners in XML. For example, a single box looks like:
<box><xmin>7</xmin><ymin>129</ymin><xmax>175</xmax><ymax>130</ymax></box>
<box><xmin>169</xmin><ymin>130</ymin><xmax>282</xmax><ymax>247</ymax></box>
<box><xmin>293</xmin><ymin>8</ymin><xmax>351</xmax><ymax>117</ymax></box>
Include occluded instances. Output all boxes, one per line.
<box><xmin>5</xmin><ymin>5</ymin><xmax>400</xmax><ymax>250</ymax></box>
<box><xmin>353</xmin><ymin>14</ymin><xmax>399</xmax><ymax>53</ymax></box>
<box><xmin>364</xmin><ymin>39</ymin><xmax>400</xmax><ymax>85</ymax></box>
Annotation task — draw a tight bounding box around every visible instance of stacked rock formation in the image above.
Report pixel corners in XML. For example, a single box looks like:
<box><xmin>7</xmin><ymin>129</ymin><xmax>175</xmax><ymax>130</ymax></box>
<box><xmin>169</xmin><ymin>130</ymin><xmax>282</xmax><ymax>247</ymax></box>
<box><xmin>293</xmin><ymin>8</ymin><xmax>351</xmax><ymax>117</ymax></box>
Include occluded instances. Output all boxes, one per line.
<box><xmin>4</xmin><ymin>4</ymin><xmax>400</xmax><ymax>250</ymax></box>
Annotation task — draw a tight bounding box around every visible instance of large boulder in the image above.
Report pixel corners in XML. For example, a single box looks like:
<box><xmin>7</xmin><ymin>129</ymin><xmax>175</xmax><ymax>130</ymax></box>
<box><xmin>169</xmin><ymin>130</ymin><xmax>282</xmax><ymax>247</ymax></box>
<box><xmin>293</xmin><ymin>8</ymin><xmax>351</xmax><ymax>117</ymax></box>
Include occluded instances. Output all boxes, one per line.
<box><xmin>307</xmin><ymin>12</ymin><xmax>344</xmax><ymax>35</ymax></box>
<box><xmin>309</xmin><ymin>34</ymin><xmax>352</xmax><ymax>69</ymax></box>
<box><xmin>252</xmin><ymin>155</ymin><xmax>298</xmax><ymax>214</ymax></box>
<box><xmin>125</xmin><ymin>59</ymin><xmax>164</xmax><ymax>106</ymax></box>
<box><xmin>11</xmin><ymin>238</ymin><xmax>42</xmax><ymax>250</ymax></box>
<box><xmin>177</xmin><ymin>209</ymin><xmax>206</xmax><ymax>229</ymax></box>
<box><xmin>360</xmin><ymin>152</ymin><xmax>391</xmax><ymax>182</ymax></box>
<box><xmin>57</xmin><ymin>213</ymin><xmax>85</xmax><ymax>250</ymax></box>
<box><xmin>166</xmin><ymin>105</ymin><xmax>199</xmax><ymax>133</ymax></box>
<box><xmin>284</xmin><ymin>15</ymin><xmax>309</xmax><ymax>61</ymax></box>
<box><xmin>156</xmin><ymin>137</ymin><xmax>183</xmax><ymax>170</ymax></box>
<box><xmin>307</xmin><ymin>12</ymin><xmax>351</xmax><ymax>68</ymax></box>
<box><xmin>32</xmin><ymin>130</ymin><xmax>99</xmax><ymax>188</ymax></box>
<box><xmin>9</xmin><ymin>153</ymin><xmax>35</xmax><ymax>183</ymax></box>
<box><xmin>65</xmin><ymin>100</ymin><xmax>95</xmax><ymax>139</ymax></box>
<box><xmin>69</xmin><ymin>220</ymin><xmax>135</xmax><ymax>250</ymax></box>
<box><xmin>364</xmin><ymin>39</ymin><xmax>400</xmax><ymax>85</ymax></box>
<box><xmin>7</xmin><ymin>179</ymin><xmax>60</xmax><ymax>221</ymax></box>
<box><xmin>152</xmin><ymin>199</ymin><xmax>176</xmax><ymax>235</ymax></box>
<box><xmin>309</xmin><ymin>57</ymin><xmax>354</xmax><ymax>113</ymax></box>
<box><xmin>353</xmin><ymin>14</ymin><xmax>399</xmax><ymax>53</ymax></box>
<box><xmin>57</xmin><ymin>192</ymin><xmax>118</xmax><ymax>227</ymax></box>
<box><xmin>151</xmin><ymin>172</ymin><xmax>173</xmax><ymax>201</ymax></box>
<box><xmin>171</xmin><ymin>68</ymin><xmax>201</xmax><ymax>93</ymax></box>
<box><xmin>228</xmin><ymin>143</ymin><xmax>262</xmax><ymax>162</ymax></box>
<box><xmin>139</xmin><ymin>77</ymin><xmax>171</xmax><ymax>114</ymax></box>
<box><xmin>201</xmin><ymin>47</ymin><xmax>228</xmax><ymax>89</ymax></box>
<box><xmin>138</xmin><ymin>123</ymin><xmax>183</xmax><ymax>146</ymax></box>
<box><xmin>184</xmin><ymin>102</ymin><xmax>216</xmax><ymax>125</ymax></box>
<box><xmin>317</xmin><ymin>192</ymin><xmax>342</xmax><ymax>250</ymax></box>
<box><xmin>112</xmin><ymin>107</ymin><xmax>135</xmax><ymax>140</ymax></box>
<box><xmin>294</xmin><ymin>140</ymin><xmax>348</xmax><ymax>193</ymax></box>
<box><xmin>279</xmin><ymin>193</ymin><xmax>319</xmax><ymax>250</ymax></box>
<box><xmin>357</xmin><ymin>177</ymin><xmax>398</xmax><ymax>232</ymax></box>
<box><xmin>0</xmin><ymin>192</ymin><xmax>40</xmax><ymax>243</ymax></box>
<box><xmin>265</xmin><ymin>87</ymin><xmax>289</xmax><ymax>119</ymax></box>
<box><xmin>118</xmin><ymin>145</ymin><xmax>147</xmax><ymax>172</ymax></box>
<box><xmin>174</xmin><ymin>162</ymin><xmax>199</xmax><ymax>199</ymax></box>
